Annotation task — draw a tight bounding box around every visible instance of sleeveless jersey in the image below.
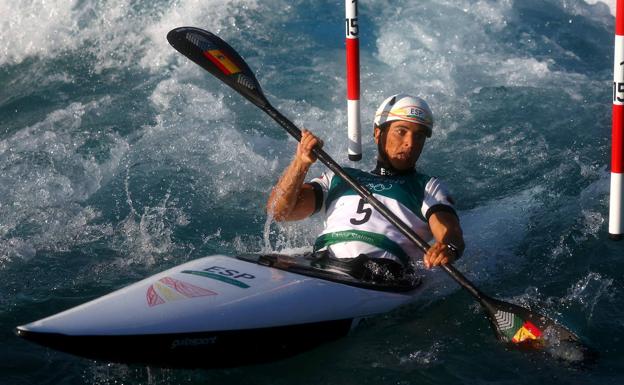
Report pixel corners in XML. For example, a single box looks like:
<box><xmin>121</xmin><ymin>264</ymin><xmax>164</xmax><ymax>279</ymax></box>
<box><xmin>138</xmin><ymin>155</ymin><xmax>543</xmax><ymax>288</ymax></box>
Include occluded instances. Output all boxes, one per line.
<box><xmin>309</xmin><ymin>167</ymin><xmax>456</xmax><ymax>265</ymax></box>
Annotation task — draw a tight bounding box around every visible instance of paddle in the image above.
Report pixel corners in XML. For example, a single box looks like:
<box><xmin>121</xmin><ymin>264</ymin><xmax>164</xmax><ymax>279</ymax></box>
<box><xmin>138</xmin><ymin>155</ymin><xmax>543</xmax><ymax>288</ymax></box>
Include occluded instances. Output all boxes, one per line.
<box><xmin>166</xmin><ymin>26</ymin><xmax>596</xmax><ymax>364</ymax></box>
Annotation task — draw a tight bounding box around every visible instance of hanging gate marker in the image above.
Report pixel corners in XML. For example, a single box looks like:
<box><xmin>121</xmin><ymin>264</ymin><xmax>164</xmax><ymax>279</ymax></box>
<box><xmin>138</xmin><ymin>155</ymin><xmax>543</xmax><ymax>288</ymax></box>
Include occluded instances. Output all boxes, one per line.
<box><xmin>346</xmin><ymin>0</ymin><xmax>362</xmax><ymax>161</ymax></box>
<box><xmin>611</xmin><ymin>0</ymin><xmax>624</xmax><ymax>240</ymax></box>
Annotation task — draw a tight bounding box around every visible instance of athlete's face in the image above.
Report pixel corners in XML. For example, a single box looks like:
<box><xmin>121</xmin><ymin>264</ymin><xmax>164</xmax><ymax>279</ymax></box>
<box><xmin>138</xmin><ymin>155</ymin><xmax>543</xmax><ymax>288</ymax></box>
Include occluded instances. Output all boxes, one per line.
<box><xmin>374</xmin><ymin>120</ymin><xmax>428</xmax><ymax>170</ymax></box>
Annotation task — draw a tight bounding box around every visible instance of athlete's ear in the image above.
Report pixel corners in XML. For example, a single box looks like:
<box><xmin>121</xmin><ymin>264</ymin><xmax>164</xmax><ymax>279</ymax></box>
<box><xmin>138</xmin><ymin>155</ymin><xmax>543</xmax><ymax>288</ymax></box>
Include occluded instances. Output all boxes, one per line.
<box><xmin>374</xmin><ymin>125</ymin><xmax>381</xmax><ymax>144</ymax></box>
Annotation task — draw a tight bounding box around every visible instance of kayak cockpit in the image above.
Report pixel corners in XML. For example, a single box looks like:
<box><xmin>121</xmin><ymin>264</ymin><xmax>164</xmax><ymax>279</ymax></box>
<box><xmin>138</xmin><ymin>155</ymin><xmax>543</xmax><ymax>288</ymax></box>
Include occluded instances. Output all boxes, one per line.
<box><xmin>237</xmin><ymin>253</ymin><xmax>422</xmax><ymax>293</ymax></box>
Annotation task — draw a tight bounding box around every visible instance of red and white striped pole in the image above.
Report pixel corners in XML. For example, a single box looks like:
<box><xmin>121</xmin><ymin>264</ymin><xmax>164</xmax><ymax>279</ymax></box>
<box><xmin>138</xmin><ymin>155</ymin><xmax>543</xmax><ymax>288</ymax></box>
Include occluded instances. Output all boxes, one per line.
<box><xmin>611</xmin><ymin>0</ymin><xmax>624</xmax><ymax>240</ymax></box>
<box><xmin>346</xmin><ymin>0</ymin><xmax>362</xmax><ymax>161</ymax></box>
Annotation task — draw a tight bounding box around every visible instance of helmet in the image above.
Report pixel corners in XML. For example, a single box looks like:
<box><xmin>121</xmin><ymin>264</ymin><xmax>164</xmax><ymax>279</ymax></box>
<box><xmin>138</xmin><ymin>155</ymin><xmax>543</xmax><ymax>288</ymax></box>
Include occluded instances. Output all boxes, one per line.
<box><xmin>373</xmin><ymin>94</ymin><xmax>433</xmax><ymax>136</ymax></box>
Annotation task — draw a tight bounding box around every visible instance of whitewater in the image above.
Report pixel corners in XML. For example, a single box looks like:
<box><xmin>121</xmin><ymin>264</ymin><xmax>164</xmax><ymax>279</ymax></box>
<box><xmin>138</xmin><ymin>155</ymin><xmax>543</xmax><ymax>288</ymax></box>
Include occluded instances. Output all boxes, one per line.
<box><xmin>1</xmin><ymin>0</ymin><xmax>622</xmax><ymax>384</ymax></box>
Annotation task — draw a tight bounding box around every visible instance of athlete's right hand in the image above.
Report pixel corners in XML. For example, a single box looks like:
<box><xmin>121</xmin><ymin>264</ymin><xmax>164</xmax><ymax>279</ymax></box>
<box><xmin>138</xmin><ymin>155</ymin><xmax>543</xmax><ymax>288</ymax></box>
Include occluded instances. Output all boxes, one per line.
<box><xmin>296</xmin><ymin>129</ymin><xmax>323</xmax><ymax>167</ymax></box>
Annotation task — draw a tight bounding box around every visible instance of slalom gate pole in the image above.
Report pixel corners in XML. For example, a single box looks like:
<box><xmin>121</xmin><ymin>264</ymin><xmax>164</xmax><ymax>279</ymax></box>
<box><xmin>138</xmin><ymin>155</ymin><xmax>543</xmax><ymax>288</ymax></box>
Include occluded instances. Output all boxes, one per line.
<box><xmin>611</xmin><ymin>0</ymin><xmax>624</xmax><ymax>240</ymax></box>
<box><xmin>346</xmin><ymin>0</ymin><xmax>362</xmax><ymax>161</ymax></box>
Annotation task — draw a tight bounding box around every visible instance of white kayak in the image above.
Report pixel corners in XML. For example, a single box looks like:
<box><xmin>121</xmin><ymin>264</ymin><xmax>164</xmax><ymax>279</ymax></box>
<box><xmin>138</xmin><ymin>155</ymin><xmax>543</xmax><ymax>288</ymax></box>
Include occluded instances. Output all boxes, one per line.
<box><xmin>16</xmin><ymin>253</ymin><xmax>423</xmax><ymax>367</ymax></box>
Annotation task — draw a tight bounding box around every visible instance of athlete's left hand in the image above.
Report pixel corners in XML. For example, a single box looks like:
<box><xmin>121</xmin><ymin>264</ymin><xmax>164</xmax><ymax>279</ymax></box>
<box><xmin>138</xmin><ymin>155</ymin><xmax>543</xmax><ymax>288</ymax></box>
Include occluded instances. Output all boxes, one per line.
<box><xmin>424</xmin><ymin>242</ymin><xmax>456</xmax><ymax>269</ymax></box>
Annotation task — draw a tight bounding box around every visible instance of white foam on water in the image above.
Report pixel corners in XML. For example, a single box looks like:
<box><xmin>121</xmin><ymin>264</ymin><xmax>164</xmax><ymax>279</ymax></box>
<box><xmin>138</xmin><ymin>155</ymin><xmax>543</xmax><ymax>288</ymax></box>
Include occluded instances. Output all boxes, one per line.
<box><xmin>368</xmin><ymin>0</ymin><xmax>515</xmax><ymax>99</ymax></box>
<box><xmin>562</xmin><ymin>272</ymin><xmax>615</xmax><ymax>321</ymax></box>
<box><xmin>103</xmin><ymin>77</ymin><xmax>228</xmax><ymax>263</ymax></box>
<box><xmin>0</xmin><ymin>98</ymin><xmax>128</xmax><ymax>262</ymax></box>
<box><xmin>582</xmin><ymin>0</ymin><xmax>615</xmax><ymax>16</ymax></box>
<box><xmin>149</xmin><ymin>75</ymin><xmax>229</xmax><ymax>119</ymax></box>
<box><xmin>110</xmin><ymin>183</ymin><xmax>189</xmax><ymax>266</ymax></box>
<box><xmin>140</xmin><ymin>0</ymin><xmax>260</xmax><ymax>71</ymax></box>
<box><xmin>0</xmin><ymin>0</ymin><xmax>79</xmax><ymax>66</ymax></box>
<box><xmin>152</xmin><ymin>72</ymin><xmax>277</xmax><ymax>180</ymax></box>
<box><xmin>0</xmin><ymin>0</ymin><xmax>259</xmax><ymax>71</ymax></box>
<box><xmin>101</xmin><ymin>69</ymin><xmax>286</xmax><ymax>262</ymax></box>
<box><xmin>362</xmin><ymin>0</ymin><xmax>605</xmax><ymax>129</ymax></box>
<box><xmin>398</xmin><ymin>341</ymin><xmax>443</xmax><ymax>368</ymax></box>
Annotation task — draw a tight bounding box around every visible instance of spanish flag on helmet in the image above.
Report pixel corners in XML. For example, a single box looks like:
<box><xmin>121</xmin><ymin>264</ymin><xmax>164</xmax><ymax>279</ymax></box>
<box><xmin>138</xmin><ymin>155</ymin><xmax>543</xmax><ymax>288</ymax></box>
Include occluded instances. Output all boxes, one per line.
<box><xmin>374</xmin><ymin>93</ymin><xmax>434</xmax><ymax>137</ymax></box>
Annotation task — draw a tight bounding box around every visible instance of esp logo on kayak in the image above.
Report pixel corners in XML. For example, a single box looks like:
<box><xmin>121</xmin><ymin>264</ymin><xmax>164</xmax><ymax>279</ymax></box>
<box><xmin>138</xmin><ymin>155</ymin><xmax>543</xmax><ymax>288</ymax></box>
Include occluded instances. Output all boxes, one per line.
<box><xmin>181</xmin><ymin>266</ymin><xmax>257</xmax><ymax>289</ymax></box>
<box><xmin>204</xmin><ymin>266</ymin><xmax>256</xmax><ymax>280</ymax></box>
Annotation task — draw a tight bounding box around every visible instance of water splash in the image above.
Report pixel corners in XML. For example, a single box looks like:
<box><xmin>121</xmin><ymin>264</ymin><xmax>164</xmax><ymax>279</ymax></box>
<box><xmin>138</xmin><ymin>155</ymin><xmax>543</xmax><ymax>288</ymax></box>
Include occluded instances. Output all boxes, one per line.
<box><xmin>110</xmin><ymin>166</ymin><xmax>190</xmax><ymax>266</ymax></box>
<box><xmin>541</xmin><ymin>326</ymin><xmax>592</xmax><ymax>365</ymax></box>
<box><xmin>562</xmin><ymin>272</ymin><xmax>615</xmax><ymax>321</ymax></box>
<box><xmin>398</xmin><ymin>341</ymin><xmax>444</xmax><ymax>367</ymax></box>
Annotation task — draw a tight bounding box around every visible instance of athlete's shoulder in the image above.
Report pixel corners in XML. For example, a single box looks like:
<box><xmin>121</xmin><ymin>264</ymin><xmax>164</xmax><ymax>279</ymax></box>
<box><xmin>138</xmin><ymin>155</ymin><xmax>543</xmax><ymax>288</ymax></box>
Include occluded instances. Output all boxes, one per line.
<box><xmin>309</xmin><ymin>169</ymin><xmax>335</xmax><ymax>191</ymax></box>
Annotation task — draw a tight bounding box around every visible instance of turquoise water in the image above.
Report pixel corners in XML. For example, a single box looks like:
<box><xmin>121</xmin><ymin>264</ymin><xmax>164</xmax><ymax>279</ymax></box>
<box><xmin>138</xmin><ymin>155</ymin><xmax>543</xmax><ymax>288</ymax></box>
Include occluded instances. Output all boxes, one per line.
<box><xmin>1</xmin><ymin>0</ymin><xmax>623</xmax><ymax>384</ymax></box>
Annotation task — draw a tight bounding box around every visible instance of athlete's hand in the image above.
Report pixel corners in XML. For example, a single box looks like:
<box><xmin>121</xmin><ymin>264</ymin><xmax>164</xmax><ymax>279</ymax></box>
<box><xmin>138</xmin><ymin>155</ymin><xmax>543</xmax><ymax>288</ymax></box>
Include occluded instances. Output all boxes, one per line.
<box><xmin>424</xmin><ymin>242</ymin><xmax>456</xmax><ymax>269</ymax></box>
<box><xmin>296</xmin><ymin>129</ymin><xmax>323</xmax><ymax>167</ymax></box>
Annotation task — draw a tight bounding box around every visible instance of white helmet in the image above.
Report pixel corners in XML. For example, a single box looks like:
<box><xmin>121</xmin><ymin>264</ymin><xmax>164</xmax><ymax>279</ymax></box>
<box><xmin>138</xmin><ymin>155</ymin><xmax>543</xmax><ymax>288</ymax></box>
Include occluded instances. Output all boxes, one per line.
<box><xmin>373</xmin><ymin>94</ymin><xmax>433</xmax><ymax>136</ymax></box>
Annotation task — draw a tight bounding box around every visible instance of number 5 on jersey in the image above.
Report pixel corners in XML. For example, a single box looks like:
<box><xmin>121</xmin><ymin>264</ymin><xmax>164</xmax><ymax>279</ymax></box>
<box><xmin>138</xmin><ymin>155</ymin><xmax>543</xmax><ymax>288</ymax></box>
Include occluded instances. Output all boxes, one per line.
<box><xmin>350</xmin><ymin>198</ymin><xmax>372</xmax><ymax>225</ymax></box>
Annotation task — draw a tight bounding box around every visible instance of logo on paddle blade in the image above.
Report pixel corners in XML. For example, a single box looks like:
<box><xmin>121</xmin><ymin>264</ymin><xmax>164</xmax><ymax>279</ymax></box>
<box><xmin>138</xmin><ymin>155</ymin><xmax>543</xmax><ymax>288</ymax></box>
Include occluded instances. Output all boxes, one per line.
<box><xmin>493</xmin><ymin>310</ymin><xmax>544</xmax><ymax>344</ymax></box>
<box><xmin>512</xmin><ymin>321</ymin><xmax>543</xmax><ymax>343</ymax></box>
<box><xmin>203</xmin><ymin>49</ymin><xmax>241</xmax><ymax>75</ymax></box>
<box><xmin>146</xmin><ymin>276</ymin><xmax>217</xmax><ymax>307</ymax></box>
<box><xmin>494</xmin><ymin>310</ymin><xmax>515</xmax><ymax>330</ymax></box>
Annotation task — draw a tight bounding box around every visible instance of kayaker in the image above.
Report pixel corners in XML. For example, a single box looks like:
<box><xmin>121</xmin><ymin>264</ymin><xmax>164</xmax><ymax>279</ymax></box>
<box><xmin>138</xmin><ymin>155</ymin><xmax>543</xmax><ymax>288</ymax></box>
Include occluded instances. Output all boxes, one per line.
<box><xmin>266</xmin><ymin>93</ymin><xmax>464</xmax><ymax>279</ymax></box>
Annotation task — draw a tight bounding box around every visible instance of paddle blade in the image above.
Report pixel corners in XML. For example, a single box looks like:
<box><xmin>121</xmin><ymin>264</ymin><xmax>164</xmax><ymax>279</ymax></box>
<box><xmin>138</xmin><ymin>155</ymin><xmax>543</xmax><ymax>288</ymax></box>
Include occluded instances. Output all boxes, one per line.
<box><xmin>167</xmin><ymin>27</ymin><xmax>269</xmax><ymax>108</ymax></box>
<box><xmin>484</xmin><ymin>296</ymin><xmax>596</xmax><ymax>365</ymax></box>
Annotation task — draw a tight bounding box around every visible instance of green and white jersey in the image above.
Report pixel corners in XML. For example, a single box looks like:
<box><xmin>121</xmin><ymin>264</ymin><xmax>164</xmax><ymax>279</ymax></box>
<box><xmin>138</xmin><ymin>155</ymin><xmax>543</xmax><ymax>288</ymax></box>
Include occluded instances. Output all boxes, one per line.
<box><xmin>309</xmin><ymin>167</ymin><xmax>457</xmax><ymax>265</ymax></box>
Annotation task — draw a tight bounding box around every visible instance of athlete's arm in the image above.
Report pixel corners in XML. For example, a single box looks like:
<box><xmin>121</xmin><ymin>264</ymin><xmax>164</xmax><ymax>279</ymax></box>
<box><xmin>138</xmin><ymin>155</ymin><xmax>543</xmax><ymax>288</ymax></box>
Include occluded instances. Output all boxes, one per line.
<box><xmin>266</xmin><ymin>130</ymin><xmax>322</xmax><ymax>222</ymax></box>
<box><xmin>424</xmin><ymin>211</ymin><xmax>465</xmax><ymax>268</ymax></box>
